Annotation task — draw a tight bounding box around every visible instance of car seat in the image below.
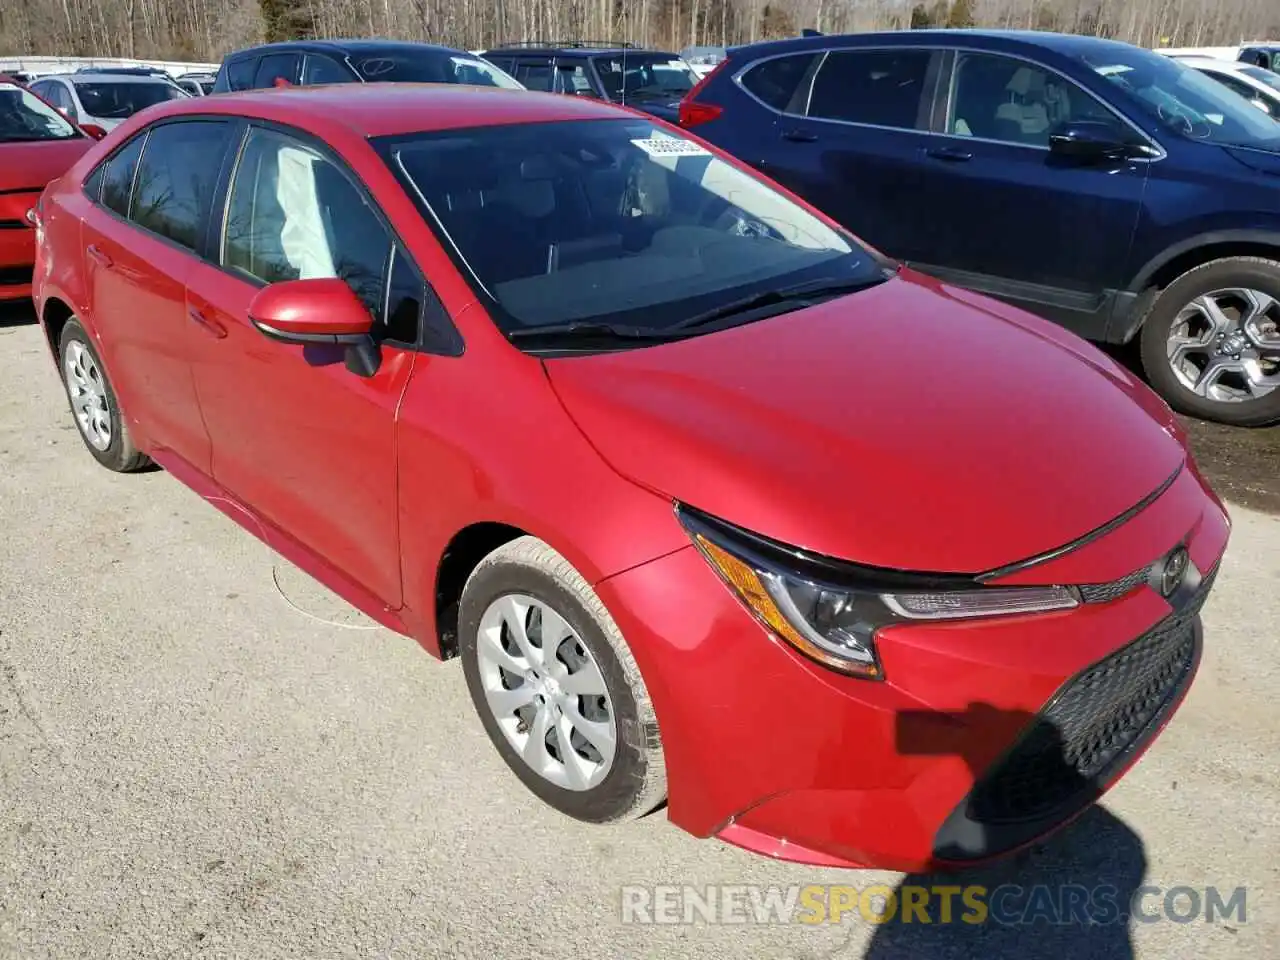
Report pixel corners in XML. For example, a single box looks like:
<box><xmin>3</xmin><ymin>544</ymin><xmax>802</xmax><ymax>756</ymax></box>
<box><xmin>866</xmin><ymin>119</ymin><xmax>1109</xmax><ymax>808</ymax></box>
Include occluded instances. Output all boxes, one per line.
<box><xmin>994</xmin><ymin>67</ymin><xmax>1051</xmax><ymax>143</ymax></box>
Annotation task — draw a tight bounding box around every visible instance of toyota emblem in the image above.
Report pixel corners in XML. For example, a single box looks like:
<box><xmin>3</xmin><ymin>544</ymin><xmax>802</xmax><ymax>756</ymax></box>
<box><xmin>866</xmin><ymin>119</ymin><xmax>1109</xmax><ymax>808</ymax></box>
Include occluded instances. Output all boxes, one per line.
<box><xmin>1160</xmin><ymin>546</ymin><xmax>1189</xmax><ymax>598</ymax></box>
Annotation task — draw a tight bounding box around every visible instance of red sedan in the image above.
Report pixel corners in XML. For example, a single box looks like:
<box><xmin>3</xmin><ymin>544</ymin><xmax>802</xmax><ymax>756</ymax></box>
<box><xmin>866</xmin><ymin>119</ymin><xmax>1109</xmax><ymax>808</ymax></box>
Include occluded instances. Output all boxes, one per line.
<box><xmin>0</xmin><ymin>79</ymin><xmax>102</xmax><ymax>302</ymax></box>
<box><xmin>31</xmin><ymin>85</ymin><xmax>1229</xmax><ymax>871</ymax></box>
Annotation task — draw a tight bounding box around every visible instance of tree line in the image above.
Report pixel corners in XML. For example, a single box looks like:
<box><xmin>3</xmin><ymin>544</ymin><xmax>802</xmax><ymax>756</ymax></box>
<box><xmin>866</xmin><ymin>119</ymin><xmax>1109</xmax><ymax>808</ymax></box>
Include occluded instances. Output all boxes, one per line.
<box><xmin>3</xmin><ymin>0</ymin><xmax>1278</xmax><ymax>64</ymax></box>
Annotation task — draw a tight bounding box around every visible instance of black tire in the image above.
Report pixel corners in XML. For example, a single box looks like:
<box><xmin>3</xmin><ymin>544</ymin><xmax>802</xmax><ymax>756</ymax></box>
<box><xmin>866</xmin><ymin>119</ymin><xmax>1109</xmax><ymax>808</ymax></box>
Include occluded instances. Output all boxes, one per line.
<box><xmin>58</xmin><ymin>320</ymin><xmax>151</xmax><ymax>472</ymax></box>
<box><xmin>459</xmin><ymin>536</ymin><xmax>666</xmax><ymax>824</ymax></box>
<box><xmin>1138</xmin><ymin>256</ymin><xmax>1280</xmax><ymax>427</ymax></box>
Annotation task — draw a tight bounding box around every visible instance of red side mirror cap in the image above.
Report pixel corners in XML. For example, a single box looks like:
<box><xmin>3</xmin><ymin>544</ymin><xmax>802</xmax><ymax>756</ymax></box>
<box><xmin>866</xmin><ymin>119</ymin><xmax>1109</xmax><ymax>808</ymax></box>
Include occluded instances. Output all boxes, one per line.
<box><xmin>247</xmin><ymin>278</ymin><xmax>374</xmax><ymax>345</ymax></box>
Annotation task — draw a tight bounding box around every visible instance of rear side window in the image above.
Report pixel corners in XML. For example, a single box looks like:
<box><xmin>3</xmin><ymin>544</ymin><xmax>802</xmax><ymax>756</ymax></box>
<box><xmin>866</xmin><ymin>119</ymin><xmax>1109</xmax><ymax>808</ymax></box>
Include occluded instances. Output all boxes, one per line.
<box><xmin>225</xmin><ymin>57</ymin><xmax>257</xmax><ymax>91</ymax></box>
<box><xmin>740</xmin><ymin>54</ymin><xmax>819</xmax><ymax>112</ymax></box>
<box><xmin>514</xmin><ymin>59</ymin><xmax>555</xmax><ymax>91</ymax></box>
<box><xmin>807</xmin><ymin>49</ymin><xmax>933</xmax><ymax>129</ymax></box>
<box><xmin>131</xmin><ymin>121</ymin><xmax>233</xmax><ymax>250</ymax></box>
<box><xmin>99</xmin><ymin>134</ymin><xmax>146</xmax><ymax>217</ymax></box>
<box><xmin>253</xmin><ymin>54</ymin><xmax>300</xmax><ymax>89</ymax></box>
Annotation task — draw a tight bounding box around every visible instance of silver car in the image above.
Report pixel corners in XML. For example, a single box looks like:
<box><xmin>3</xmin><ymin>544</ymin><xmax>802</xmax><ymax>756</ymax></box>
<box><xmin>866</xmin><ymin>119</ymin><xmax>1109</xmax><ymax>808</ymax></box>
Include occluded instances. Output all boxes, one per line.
<box><xmin>26</xmin><ymin>72</ymin><xmax>188</xmax><ymax>132</ymax></box>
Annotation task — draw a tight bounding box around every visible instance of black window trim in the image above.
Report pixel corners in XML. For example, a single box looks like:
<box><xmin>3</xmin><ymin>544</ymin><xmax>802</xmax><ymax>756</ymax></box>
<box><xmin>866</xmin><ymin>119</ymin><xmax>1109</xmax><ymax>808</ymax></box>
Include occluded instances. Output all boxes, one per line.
<box><xmin>213</xmin><ymin>117</ymin><xmax>461</xmax><ymax>356</ymax></box>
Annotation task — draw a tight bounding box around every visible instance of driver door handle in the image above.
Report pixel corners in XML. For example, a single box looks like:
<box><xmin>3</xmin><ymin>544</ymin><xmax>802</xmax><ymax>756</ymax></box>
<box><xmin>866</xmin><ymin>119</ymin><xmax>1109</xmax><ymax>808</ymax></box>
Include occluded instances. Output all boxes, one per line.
<box><xmin>925</xmin><ymin>146</ymin><xmax>973</xmax><ymax>162</ymax></box>
<box><xmin>780</xmin><ymin>128</ymin><xmax>818</xmax><ymax>143</ymax></box>
<box><xmin>86</xmin><ymin>244</ymin><xmax>113</xmax><ymax>268</ymax></box>
<box><xmin>188</xmin><ymin>305</ymin><xmax>227</xmax><ymax>340</ymax></box>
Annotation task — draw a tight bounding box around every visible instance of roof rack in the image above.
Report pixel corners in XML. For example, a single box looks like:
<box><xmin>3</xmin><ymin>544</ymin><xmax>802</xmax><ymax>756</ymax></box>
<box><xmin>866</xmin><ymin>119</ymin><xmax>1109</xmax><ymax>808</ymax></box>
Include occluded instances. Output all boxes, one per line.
<box><xmin>493</xmin><ymin>40</ymin><xmax>640</xmax><ymax>50</ymax></box>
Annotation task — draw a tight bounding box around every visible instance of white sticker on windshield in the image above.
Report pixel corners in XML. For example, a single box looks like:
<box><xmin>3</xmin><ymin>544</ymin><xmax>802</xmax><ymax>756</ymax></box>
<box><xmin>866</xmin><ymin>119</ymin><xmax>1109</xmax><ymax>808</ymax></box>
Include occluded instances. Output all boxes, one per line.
<box><xmin>631</xmin><ymin>137</ymin><xmax>711</xmax><ymax>157</ymax></box>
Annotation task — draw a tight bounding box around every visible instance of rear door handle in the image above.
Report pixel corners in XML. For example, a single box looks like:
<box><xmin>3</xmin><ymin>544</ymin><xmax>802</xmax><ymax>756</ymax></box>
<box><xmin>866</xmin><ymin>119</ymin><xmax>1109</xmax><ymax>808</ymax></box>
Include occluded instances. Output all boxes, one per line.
<box><xmin>924</xmin><ymin>147</ymin><xmax>973</xmax><ymax>162</ymax></box>
<box><xmin>187</xmin><ymin>305</ymin><xmax>227</xmax><ymax>339</ymax></box>
<box><xmin>86</xmin><ymin>244</ymin><xmax>112</xmax><ymax>268</ymax></box>
<box><xmin>780</xmin><ymin>128</ymin><xmax>818</xmax><ymax>143</ymax></box>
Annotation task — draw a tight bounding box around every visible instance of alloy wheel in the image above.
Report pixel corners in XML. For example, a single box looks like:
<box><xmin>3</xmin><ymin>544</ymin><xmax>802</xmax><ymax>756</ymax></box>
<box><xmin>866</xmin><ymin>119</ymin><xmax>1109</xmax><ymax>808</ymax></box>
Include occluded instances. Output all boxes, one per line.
<box><xmin>1166</xmin><ymin>287</ymin><xmax>1280</xmax><ymax>403</ymax></box>
<box><xmin>63</xmin><ymin>341</ymin><xmax>112</xmax><ymax>451</ymax></box>
<box><xmin>475</xmin><ymin>594</ymin><xmax>617</xmax><ymax>791</ymax></box>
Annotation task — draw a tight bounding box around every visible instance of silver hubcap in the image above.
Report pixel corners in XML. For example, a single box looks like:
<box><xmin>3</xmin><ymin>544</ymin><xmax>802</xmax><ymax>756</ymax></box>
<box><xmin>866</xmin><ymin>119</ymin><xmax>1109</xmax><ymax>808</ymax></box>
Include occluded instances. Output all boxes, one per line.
<box><xmin>63</xmin><ymin>341</ymin><xmax>112</xmax><ymax>451</ymax></box>
<box><xmin>476</xmin><ymin>594</ymin><xmax>617</xmax><ymax>791</ymax></box>
<box><xmin>1166</xmin><ymin>288</ymin><xmax>1280</xmax><ymax>403</ymax></box>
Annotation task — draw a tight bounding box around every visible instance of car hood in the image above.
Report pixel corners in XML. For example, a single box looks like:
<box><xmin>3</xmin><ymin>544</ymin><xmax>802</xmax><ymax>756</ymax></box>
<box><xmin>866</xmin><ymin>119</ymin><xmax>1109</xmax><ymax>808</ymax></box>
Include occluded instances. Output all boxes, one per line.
<box><xmin>0</xmin><ymin>137</ymin><xmax>94</xmax><ymax>192</ymax></box>
<box><xmin>544</xmin><ymin>274</ymin><xmax>1186</xmax><ymax>574</ymax></box>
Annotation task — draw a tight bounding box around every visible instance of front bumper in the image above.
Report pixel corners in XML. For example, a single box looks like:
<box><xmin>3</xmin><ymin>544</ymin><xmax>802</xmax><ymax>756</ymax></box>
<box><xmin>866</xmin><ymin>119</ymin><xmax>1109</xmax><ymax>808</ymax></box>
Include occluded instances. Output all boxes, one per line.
<box><xmin>0</xmin><ymin>228</ymin><xmax>35</xmax><ymax>302</ymax></box>
<box><xmin>594</xmin><ymin>463</ymin><xmax>1229</xmax><ymax>872</ymax></box>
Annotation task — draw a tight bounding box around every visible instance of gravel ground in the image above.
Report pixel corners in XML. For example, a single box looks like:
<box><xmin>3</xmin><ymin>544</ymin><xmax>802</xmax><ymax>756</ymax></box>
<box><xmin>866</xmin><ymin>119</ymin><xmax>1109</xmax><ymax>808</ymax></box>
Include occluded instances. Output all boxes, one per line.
<box><xmin>0</xmin><ymin>315</ymin><xmax>1276</xmax><ymax>959</ymax></box>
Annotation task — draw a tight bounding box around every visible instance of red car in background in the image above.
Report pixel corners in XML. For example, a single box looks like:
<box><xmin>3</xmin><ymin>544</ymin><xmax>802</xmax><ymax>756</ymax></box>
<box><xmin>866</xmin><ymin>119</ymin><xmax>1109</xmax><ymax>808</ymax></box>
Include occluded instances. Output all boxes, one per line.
<box><xmin>0</xmin><ymin>79</ymin><xmax>102</xmax><ymax>303</ymax></box>
<box><xmin>31</xmin><ymin>85</ymin><xmax>1229</xmax><ymax>871</ymax></box>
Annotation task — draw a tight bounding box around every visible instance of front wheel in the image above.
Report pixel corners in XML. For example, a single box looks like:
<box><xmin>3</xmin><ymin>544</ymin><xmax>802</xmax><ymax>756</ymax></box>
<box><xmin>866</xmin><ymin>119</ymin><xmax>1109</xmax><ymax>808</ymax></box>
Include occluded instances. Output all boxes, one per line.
<box><xmin>458</xmin><ymin>537</ymin><xmax>666</xmax><ymax>823</ymax></box>
<box><xmin>1139</xmin><ymin>257</ymin><xmax>1280</xmax><ymax>427</ymax></box>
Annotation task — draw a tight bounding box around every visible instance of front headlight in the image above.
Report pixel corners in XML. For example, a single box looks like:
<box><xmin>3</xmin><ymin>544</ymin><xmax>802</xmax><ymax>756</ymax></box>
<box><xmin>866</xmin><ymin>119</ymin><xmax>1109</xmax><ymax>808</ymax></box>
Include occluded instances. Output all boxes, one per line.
<box><xmin>679</xmin><ymin>506</ymin><xmax>1078</xmax><ymax>680</ymax></box>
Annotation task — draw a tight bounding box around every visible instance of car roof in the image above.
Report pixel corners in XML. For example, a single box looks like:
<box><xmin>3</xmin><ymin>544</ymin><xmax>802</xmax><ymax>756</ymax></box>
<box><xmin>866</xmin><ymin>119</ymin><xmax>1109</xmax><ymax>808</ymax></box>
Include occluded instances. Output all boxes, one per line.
<box><xmin>135</xmin><ymin>82</ymin><xmax>629</xmax><ymax>138</ymax></box>
<box><xmin>492</xmin><ymin>45</ymin><xmax>666</xmax><ymax>56</ymax></box>
<box><xmin>1174</xmin><ymin>56</ymin><xmax>1246</xmax><ymax>68</ymax></box>
<box><xmin>730</xmin><ymin>28</ymin><xmax>1154</xmax><ymax>61</ymax></box>
<box><xmin>227</xmin><ymin>39</ymin><xmax>469</xmax><ymax>59</ymax></box>
<box><xmin>59</xmin><ymin>72</ymin><xmax>178</xmax><ymax>83</ymax></box>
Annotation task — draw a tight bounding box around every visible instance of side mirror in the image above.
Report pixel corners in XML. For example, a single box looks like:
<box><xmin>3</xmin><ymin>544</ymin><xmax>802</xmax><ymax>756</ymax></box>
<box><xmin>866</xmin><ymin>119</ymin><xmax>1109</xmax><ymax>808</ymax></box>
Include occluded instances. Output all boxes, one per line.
<box><xmin>1048</xmin><ymin>120</ymin><xmax>1137</xmax><ymax>162</ymax></box>
<box><xmin>1251</xmin><ymin>97</ymin><xmax>1274</xmax><ymax>115</ymax></box>
<box><xmin>248</xmin><ymin>278</ymin><xmax>381</xmax><ymax>377</ymax></box>
<box><xmin>80</xmin><ymin>123</ymin><xmax>107</xmax><ymax>140</ymax></box>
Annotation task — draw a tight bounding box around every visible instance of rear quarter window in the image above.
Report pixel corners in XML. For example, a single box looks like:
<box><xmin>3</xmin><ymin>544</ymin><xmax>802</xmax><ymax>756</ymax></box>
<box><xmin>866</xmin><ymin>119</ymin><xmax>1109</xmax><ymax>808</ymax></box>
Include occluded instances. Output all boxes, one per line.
<box><xmin>740</xmin><ymin>53</ymin><xmax>820</xmax><ymax>112</ymax></box>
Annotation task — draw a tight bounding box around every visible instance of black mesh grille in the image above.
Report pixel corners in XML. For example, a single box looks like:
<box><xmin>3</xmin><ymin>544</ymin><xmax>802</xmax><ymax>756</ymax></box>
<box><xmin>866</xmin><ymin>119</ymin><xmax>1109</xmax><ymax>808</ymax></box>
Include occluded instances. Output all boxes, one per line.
<box><xmin>967</xmin><ymin>567</ymin><xmax>1215</xmax><ymax>826</ymax></box>
<box><xmin>1079</xmin><ymin>565</ymin><xmax>1150</xmax><ymax>604</ymax></box>
<box><xmin>0</xmin><ymin>265</ymin><xmax>33</xmax><ymax>286</ymax></box>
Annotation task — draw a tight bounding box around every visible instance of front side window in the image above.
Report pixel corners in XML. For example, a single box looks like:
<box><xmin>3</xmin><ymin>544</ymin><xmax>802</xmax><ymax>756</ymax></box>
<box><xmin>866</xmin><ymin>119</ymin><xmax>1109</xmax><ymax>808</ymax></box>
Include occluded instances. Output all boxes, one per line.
<box><xmin>1085</xmin><ymin>48</ymin><xmax>1280</xmax><ymax>150</ymax></box>
<box><xmin>592</xmin><ymin>53</ymin><xmax>698</xmax><ymax>102</ymax></box>
<box><xmin>72</xmin><ymin>80</ymin><xmax>185</xmax><ymax>119</ymax></box>
<box><xmin>350</xmin><ymin>51</ymin><xmax>523</xmax><ymax>89</ymax></box>
<box><xmin>222</xmin><ymin>127</ymin><xmax>393</xmax><ymax>321</ymax></box>
<box><xmin>131</xmin><ymin>121</ymin><xmax>233</xmax><ymax>250</ymax></box>
<box><xmin>302</xmin><ymin>54</ymin><xmax>354</xmax><ymax>86</ymax></box>
<box><xmin>554</xmin><ymin>64</ymin><xmax>597</xmax><ymax>96</ymax></box>
<box><xmin>808</xmin><ymin>49</ymin><xmax>933</xmax><ymax>129</ymax></box>
<box><xmin>513</xmin><ymin>59</ymin><xmax>555</xmax><ymax>92</ymax></box>
<box><xmin>0</xmin><ymin>82</ymin><xmax>80</xmax><ymax>141</ymax></box>
<box><xmin>253</xmin><ymin>54</ymin><xmax>300</xmax><ymax>89</ymax></box>
<box><xmin>387</xmin><ymin>119</ymin><xmax>881</xmax><ymax>336</ymax></box>
<box><xmin>948</xmin><ymin>53</ymin><xmax>1120</xmax><ymax>147</ymax></box>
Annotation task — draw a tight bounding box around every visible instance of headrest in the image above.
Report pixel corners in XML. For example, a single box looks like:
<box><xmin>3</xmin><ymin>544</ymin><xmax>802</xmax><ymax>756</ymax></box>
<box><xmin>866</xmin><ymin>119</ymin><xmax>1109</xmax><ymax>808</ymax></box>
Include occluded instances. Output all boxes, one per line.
<box><xmin>1006</xmin><ymin>67</ymin><xmax>1045</xmax><ymax>97</ymax></box>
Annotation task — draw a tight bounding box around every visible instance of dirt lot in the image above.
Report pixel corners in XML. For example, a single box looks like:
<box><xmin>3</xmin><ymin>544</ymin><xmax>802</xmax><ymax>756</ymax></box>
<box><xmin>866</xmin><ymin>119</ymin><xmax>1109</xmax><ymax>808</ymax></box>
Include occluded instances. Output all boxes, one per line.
<box><xmin>1</xmin><ymin>309</ymin><xmax>1277</xmax><ymax>959</ymax></box>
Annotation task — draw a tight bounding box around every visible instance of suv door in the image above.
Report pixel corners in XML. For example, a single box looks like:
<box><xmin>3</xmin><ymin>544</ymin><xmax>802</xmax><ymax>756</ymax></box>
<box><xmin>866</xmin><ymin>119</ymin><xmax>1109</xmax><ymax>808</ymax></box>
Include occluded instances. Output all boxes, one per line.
<box><xmin>184</xmin><ymin>124</ymin><xmax>418</xmax><ymax>606</ymax></box>
<box><xmin>909</xmin><ymin>49</ymin><xmax>1149</xmax><ymax>338</ymax></box>
<box><xmin>759</xmin><ymin>46</ymin><xmax>946</xmax><ymax>266</ymax></box>
<box><xmin>79</xmin><ymin>119</ymin><xmax>237</xmax><ymax>472</ymax></box>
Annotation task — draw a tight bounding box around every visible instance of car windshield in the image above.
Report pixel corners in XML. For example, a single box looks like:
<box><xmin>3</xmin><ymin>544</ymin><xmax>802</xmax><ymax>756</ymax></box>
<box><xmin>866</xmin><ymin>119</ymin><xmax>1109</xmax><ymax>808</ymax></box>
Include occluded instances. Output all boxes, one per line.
<box><xmin>1241</xmin><ymin>65</ymin><xmax>1280</xmax><ymax>91</ymax></box>
<box><xmin>592</xmin><ymin>53</ymin><xmax>698</xmax><ymax>100</ymax></box>
<box><xmin>1084</xmin><ymin>50</ymin><xmax>1280</xmax><ymax>149</ymax></box>
<box><xmin>351</xmin><ymin>52</ymin><xmax>522</xmax><ymax>88</ymax></box>
<box><xmin>0</xmin><ymin>82</ymin><xmax>79</xmax><ymax>141</ymax></box>
<box><xmin>387</xmin><ymin>118</ymin><xmax>883</xmax><ymax>338</ymax></box>
<box><xmin>72</xmin><ymin>80</ymin><xmax>186</xmax><ymax>118</ymax></box>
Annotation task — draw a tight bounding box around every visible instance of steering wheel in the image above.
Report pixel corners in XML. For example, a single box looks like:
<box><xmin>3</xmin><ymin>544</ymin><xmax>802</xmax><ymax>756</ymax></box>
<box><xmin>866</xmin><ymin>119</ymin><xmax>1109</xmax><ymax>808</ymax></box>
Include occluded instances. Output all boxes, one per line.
<box><xmin>1157</xmin><ymin>101</ymin><xmax>1212</xmax><ymax>139</ymax></box>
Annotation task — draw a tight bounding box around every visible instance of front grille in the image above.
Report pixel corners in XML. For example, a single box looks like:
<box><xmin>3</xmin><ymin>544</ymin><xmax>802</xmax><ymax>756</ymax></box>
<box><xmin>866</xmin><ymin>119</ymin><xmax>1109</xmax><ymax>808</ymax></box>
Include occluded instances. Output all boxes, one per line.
<box><xmin>966</xmin><ymin>565</ymin><xmax>1215</xmax><ymax>827</ymax></box>
<box><xmin>1079</xmin><ymin>565</ymin><xmax>1150</xmax><ymax>604</ymax></box>
<box><xmin>0</xmin><ymin>266</ymin><xmax>33</xmax><ymax>287</ymax></box>
<box><xmin>0</xmin><ymin>219</ymin><xmax>28</xmax><ymax>230</ymax></box>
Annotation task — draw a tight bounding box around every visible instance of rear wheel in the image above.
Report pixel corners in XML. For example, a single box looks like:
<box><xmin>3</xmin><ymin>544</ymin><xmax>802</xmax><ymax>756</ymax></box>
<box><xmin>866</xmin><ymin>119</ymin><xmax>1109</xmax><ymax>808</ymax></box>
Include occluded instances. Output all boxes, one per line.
<box><xmin>58</xmin><ymin>320</ymin><xmax>150</xmax><ymax>472</ymax></box>
<box><xmin>1139</xmin><ymin>257</ymin><xmax>1280</xmax><ymax>426</ymax></box>
<box><xmin>458</xmin><ymin>537</ymin><xmax>666</xmax><ymax>823</ymax></box>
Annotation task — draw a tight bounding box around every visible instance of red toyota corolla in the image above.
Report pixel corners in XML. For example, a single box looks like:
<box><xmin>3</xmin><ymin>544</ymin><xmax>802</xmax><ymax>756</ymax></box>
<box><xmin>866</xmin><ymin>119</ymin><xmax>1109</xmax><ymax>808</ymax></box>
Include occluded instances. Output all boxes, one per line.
<box><xmin>0</xmin><ymin>79</ymin><xmax>102</xmax><ymax>303</ymax></box>
<box><xmin>32</xmin><ymin>85</ymin><xmax>1229</xmax><ymax>871</ymax></box>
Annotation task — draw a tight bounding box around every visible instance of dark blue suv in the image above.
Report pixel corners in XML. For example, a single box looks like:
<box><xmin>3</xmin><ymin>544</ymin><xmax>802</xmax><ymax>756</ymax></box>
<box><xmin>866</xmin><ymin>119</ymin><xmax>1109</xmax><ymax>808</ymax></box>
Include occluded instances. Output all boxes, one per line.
<box><xmin>681</xmin><ymin>30</ymin><xmax>1280</xmax><ymax>426</ymax></box>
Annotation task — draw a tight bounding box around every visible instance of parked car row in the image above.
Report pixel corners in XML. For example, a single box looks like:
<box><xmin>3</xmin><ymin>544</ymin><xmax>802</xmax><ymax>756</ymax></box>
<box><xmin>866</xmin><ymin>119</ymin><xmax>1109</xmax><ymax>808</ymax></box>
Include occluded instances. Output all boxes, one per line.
<box><xmin>26</xmin><ymin>75</ymin><xmax>1229</xmax><ymax>873</ymax></box>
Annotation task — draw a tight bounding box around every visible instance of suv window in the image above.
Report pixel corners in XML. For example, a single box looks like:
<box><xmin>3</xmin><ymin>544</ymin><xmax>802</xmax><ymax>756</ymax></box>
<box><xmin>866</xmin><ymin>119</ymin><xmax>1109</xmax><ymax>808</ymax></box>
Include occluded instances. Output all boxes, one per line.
<box><xmin>513</xmin><ymin>58</ymin><xmax>555</xmax><ymax>91</ymax></box>
<box><xmin>808</xmin><ymin>49</ymin><xmax>933</xmax><ymax>129</ymax></box>
<box><xmin>131</xmin><ymin>121</ymin><xmax>233</xmax><ymax>250</ymax></box>
<box><xmin>554</xmin><ymin>63</ymin><xmax>597</xmax><ymax>96</ymax></box>
<box><xmin>302</xmin><ymin>54</ymin><xmax>354</xmax><ymax>86</ymax></box>
<box><xmin>222</xmin><ymin>127</ymin><xmax>412</xmax><ymax>341</ymax></box>
<box><xmin>740</xmin><ymin>54</ymin><xmax>819</xmax><ymax>111</ymax></box>
<box><xmin>225</xmin><ymin>57</ymin><xmax>258</xmax><ymax>91</ymax></box>
<box><xmin>253</xmin><ymin>54</ymin><xmax>300</xmax><ymax>89</ymax></box>
<box><xmin>99</xmin><ymin>133</ymin><xmax>147</xmax><ymax>217</ymax></box>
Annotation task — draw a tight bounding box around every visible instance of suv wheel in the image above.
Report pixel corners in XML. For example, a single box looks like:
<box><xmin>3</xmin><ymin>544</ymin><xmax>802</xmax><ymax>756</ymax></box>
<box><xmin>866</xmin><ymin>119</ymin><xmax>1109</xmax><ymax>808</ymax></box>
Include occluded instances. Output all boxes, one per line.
<box><xmin>1139</xmin><ymin>257</ymin><xmax>1280</xmax><ymax>426</ymax></box>
<box><xmin>458</xmin><ymin>536</ymin><xmax>666</xmax><ymax>823</ymax></box>
<box><xmin>59</xmin><ymin>320</ymin><xmax>151</xmax><ymax>472</ymax></box>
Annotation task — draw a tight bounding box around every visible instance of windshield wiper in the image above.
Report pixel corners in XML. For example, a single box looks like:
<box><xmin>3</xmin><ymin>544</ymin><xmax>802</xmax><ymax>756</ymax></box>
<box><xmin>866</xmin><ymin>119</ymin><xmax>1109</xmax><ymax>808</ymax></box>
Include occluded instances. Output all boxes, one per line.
<box><xmin>668</xmin><ymin>272</ymin><xmax>892</xmax><ymax>332</ymax></box>
<box><xmin>507</xmin><ymin>321</ymin><xmax>687</xmax><ymax>344</ymax></box>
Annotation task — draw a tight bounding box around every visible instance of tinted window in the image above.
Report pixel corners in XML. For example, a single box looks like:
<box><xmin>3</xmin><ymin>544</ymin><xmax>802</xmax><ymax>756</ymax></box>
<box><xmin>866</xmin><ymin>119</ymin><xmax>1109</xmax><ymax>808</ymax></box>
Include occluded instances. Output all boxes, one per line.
<box><xmin>349</xmin><ymin>50</ymin><xmax>523</xmax><ymax>88</ymax></box>
<box><xmin>385</xmin><ymin>245</ymin><xmax>422</xmax><ymax>344</ymax></box>
<box><xmin>222</xmin><ymin>127</ymin><xmax>391</xmax><ymax>317</ymax></box>
<box><xmin>514</xmin><ymin>59</ymin><xmax>555</xmax><ymax>92</ymax></box>
<box><xmin>949</xmin><ymin>53</ymin><xmax>1119</xmax><ymax>147</ymax></box>
<box><xmin>0</xmin><ymin>82</ymin><xmax>80</xmax><ymax>140</ymax></box>
<box><xmin>554</xmin><ymin>63</ymin><xmax>597</xmax><ymax>96</ymax></box>
<box><xmin>72</xmin><ymin>80</ymin><xmax>185</xmax><ymax>119</ymax></box>
<box><xmin>390</xmin><ymin>119</ymin><xmax>878</xmax><ymax>335</ymax></box>
<box><xmin>740</xmin><ymin>54</ymin><xmax>818</xmax><ymax>111</ymax></box>
<box><xmin>808</xmin><ymin>49</ymin><xmax>932</xmax><ymax>129</ymax></box>
<box><xmin>99</xmin><ymin>134</ymin><xmax>146</xmax><ymax>217</ymax></box>
<box><xmin>302</xmin><ymin>54</ymin><xmax>353</xmax><ymax>85</ymax></box>
<box><xmin>225</xmin><ymin>57</ymin><xmax>257</xmax><ymax>91</ymax></box>
<box><xmin>592</xmin><ymin>53</ymin><xmax>698</xmax><ymax>99</ymax></box>
<box><xmin>253</xmin><ymin>54</ymin><xmax>299</xmax><ymax>89</ymax></box>
<box><xmin>131</xmin><ymin>121</ymin><xmax>232</xmax><ymax>249</ymax></box>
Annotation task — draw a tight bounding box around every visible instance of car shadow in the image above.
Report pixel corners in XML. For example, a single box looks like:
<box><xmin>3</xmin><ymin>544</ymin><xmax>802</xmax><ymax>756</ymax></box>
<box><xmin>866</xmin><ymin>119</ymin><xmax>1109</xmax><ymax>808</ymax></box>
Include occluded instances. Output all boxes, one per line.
<box><xmin>0</xmin><ymin>300</ymin><xmax>37</xmax><ymax>328</ymax></box>
<box><xmin>862</xmin><ymin>704</ymin><xmax>1147</xmax><ymax>960</ymax></box>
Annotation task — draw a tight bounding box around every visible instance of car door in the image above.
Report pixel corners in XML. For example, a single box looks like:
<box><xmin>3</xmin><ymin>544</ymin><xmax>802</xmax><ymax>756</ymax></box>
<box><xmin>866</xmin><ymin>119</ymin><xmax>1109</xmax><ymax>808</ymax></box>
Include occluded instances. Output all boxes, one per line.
<box><xmin>758</xmin><ymin>46</ymin><xmax>947</xmax><ymax>265</ymax></box>
<box><xmin>183</xmin><ymin>124</ymin><xmax>416</xmax><ymax>606</ymax></box>
<box><xmin>907</xmin><ymin>49</ymin><xmax>1149</xmax><ymax>338</ymax></box>
<box><xmin>78</xmin><ymin>119</ymin><xmax>237</xmax><ymax>473</ymax></box>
